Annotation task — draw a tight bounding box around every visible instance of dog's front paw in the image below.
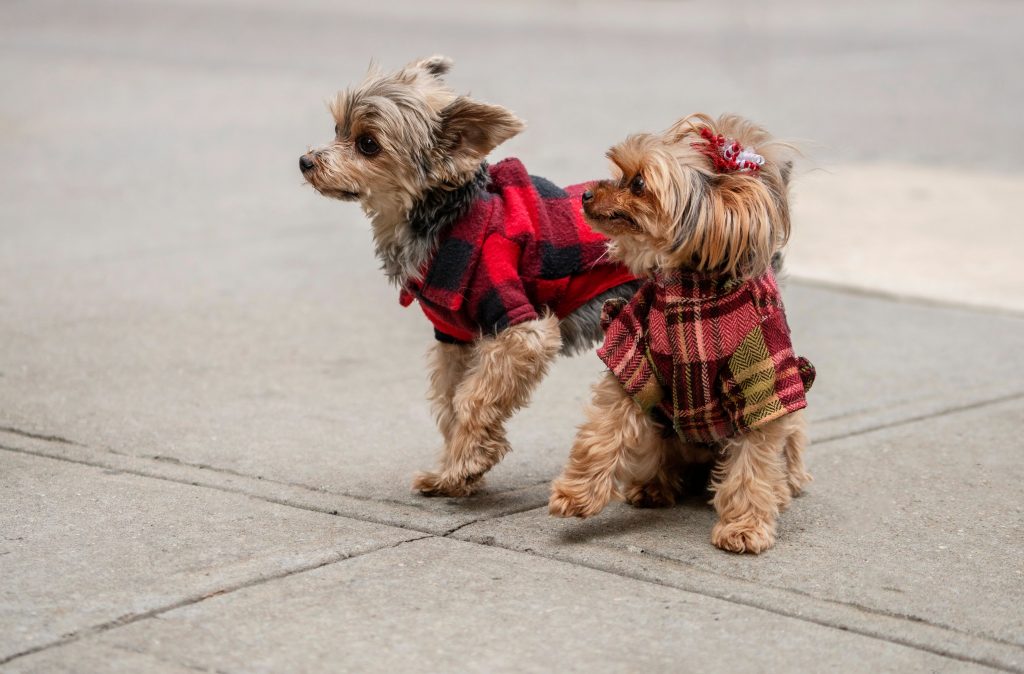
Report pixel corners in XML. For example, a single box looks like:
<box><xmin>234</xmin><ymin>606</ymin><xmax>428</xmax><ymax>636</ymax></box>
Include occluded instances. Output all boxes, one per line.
<box><xmin>711</xmin><ymin>519</ymin><xmax>776</xmax><ymax>554</ymax></box>
<box><xmin>548</xmin><ymin>480</ymin><xmax>605</xmax><ymax>518</ymax></box>
<box><xmin>412</xmin><ymin>471</ymin><xmax>482</xmax><ymax>497</ymax></box>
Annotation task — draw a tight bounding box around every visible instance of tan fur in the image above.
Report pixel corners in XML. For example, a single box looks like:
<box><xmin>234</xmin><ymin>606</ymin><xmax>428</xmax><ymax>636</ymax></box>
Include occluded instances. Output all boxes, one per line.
<box><xmin>301</xmin><ymin>56</ymin><xmax>524</xmax><ymax>284</ymax></box>
<box><xmin>550</xmin><ymin>373</ymin><xmax>699</xmax><ymax>516</ymax></box>
<box><xmin>551</xmin><ymin>377</ymin><xmax>809</xmax><ymax>555</ymax></box>
<box><xmin>301</xmin><ymin>57</ymin><xmax>644</xmax><ymax>498</ymax></box>
<box><xmin>709</xmin><ymin>411</ymin><xmax>807</xmax><ymax>553</ymax></box>
<box><xmin>414</xmin><ymin>314</ymin><xmax>562</xmax><ymax>497</ymax></box>
<box><xmin>427</xmin><ymin>341</ymin><xmax>473</xmax><ymax>446</ymax></box>
<box><xmin>552</xmin><ymin>113</ymin><xmax>810</xmax><ymax>554</ymax></box>
<box><xmin>782</xmin><ymin>410</ymin><xmax>812</xmax><ymax>497</ymax></box>
<box><xmin>585</xmin><ymin>113</ymin><xmax>794</xmax><ymax>280</ymax></box>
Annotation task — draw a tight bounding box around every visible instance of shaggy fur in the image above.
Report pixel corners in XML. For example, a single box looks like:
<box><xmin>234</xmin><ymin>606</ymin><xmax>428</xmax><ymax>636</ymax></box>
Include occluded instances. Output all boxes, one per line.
<box><xmin>549</xmin><ymin>114</ymin><xmax>811</xmax><ymax>554</ymax></box>
<box><xmin>416</xmin><ymin>314</ymin><xmax>562</xmax><ymax>496</ymax></box>
<box><xmin>300</xmin><ymin>56</ymin><xmax>636</xmax><ymax>496</ymax></box>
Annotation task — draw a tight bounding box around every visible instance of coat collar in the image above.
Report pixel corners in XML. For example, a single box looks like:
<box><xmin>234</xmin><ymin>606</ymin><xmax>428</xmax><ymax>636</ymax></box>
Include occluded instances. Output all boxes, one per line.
<box><xmin>653</xmin><ymin>269</ymin><xmax>745</xmax><ymax>299</ymax></box>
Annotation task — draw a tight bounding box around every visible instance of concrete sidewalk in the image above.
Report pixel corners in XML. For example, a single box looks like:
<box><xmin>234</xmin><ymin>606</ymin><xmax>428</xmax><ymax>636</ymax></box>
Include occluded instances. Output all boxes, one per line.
<box><xmin>1</xmin><ymin>1</ymin><xmax>1022</xmax><ymax>672</ymax></box>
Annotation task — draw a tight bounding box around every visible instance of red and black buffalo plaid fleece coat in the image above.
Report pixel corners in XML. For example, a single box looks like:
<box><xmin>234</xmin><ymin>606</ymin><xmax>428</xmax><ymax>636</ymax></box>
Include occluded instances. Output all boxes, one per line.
<box><xmin>597</xmin><ymin>269</ymin><xmax>815</xmax><ymax>443</ymax></box>
<box><xmin>399</xmin><ymin>158</ymin><xmax>637</xmax><ymax>343</ymax></box>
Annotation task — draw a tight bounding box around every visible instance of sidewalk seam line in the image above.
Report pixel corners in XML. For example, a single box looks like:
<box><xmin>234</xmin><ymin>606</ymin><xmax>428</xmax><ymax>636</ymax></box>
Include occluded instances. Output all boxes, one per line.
<box><xmin>813</xmin><ymin>390</ymin><xmax>1024</xmax><ymax>446</ymax></box>
<box><xmin>0</xmin><ymin>425</ymin><xmax>78</xmax><ymax>446</ymax></box>
<box><xmin>5</xmin><ymin>438</ymin><xmax>1018</xmax><ymax>670</ymax></box>
<box><xmin>2</xmin><ymin>392</ymin><xmax>1022</xmax><ymax>670</ymax></box>
<box><xmin>443</xmin><ymin>529</ymin><xmax>1022</xmax><ymax>672</ymax></box>
<box><xmin>10</xmin><ymin>439</ymin><xmax>1017</xmax><ymax>659</ymax></box>
<box><xmin>121</xmin><ymin>451</ymin><xmax>437</xmax><ymax>515</ymax></box>
<box><xmin>0</xmin><ymin>535</ymin><xmax>433</xmax><ymax>666</ymax></box>
<box><xmin>6</xmin><ymin>384</ymin><xmax>1021</xmax><ymax>515</ymax></box>
<box><xmin>0</xmin><ymin>442</ymin><xmax>441</xmax><ymax>538</ymax></box>
<box><xmin>631</xmin><ymin>544</ymin><xmax>1023</xmax><ymax>650</ymax></box>
<box><xmin>0</xmin><ymin>439</ymin><xmax>551</xmax><ymax>541</ymax></box>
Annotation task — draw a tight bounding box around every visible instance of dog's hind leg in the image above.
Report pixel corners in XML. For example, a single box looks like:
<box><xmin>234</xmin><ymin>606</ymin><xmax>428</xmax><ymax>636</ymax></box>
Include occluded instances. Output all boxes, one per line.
<box><xmin>413</xmin><ymin>314</ymin><xmax>562</xmax><ymax>497</ymax></box>
<box><xmin>426</xmin><ymin>341</ymin><xmax>473</xmax><ymax>446</ymax></box>
<box><xmin>780</xmin><ymin>410</ymin><xmax>812</xmax><ymax>497</ymax></box>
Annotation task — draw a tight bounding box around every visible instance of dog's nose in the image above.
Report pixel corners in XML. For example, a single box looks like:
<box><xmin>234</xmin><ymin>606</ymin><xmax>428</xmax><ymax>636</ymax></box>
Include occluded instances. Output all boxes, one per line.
<box><xmin>299</xmin><ymin>154</ymin><xmax>315</xmax><ymax>173</ymax></box>
<box><xmin>582</xmin><ymin>190</ymin><xmax>594</xmax><ymax>203</ymax></box>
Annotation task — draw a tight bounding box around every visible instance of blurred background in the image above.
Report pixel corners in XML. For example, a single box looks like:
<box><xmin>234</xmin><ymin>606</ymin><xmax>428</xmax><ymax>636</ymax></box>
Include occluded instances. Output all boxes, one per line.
<box><xmin>3</xmin><ymin>1</ymin><xmax>1024</xmax><ymax>670</ymax></box>
<box><xmin>2</xmin><ymin>0</ymin><xmax>1022</xmax><ymax>501</ymax></box>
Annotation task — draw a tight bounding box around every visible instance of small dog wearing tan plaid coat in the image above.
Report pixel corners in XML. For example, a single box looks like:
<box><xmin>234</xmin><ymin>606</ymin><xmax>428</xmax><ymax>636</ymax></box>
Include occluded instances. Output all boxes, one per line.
<box><xmin>549</xmin><ymin>114</ymin><xmax>815</xmax><ymax>554</ymax></box>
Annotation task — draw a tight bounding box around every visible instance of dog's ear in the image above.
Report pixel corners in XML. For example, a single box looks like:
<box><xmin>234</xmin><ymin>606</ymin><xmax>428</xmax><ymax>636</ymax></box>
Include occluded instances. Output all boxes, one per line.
<box><xmin>437</xmin><ymin>97</ymin><xmax>524</xmax><ymax>176</ymax></box>
<box><xmin>672</xmin><ymin>172</ymin><xmax>788</xmax><ymax>278</ymax></box>
<box><xmin>412</xmin><ymin>55</ymin><xmax>454</xmax><ymax>77</ymax></box>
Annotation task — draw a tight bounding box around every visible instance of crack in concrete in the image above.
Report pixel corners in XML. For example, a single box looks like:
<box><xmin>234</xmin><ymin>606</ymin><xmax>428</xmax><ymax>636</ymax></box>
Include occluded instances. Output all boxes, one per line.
<box><xmin>0</xmin><ymin>441</ymin><xmax>444</xmax><ymax>537</ymax></box>
<box><xmin>813</xmin><ymin>390</ymin><xmax>1024</xmax><ymax>446</ymax></box>
<box><xmin>3</xmin><ymin>390</ymin><xmax>1024</xmax><ymax>669</ymax></box>
<box><xmin>626</xmin><ymin>543</ymin><xmax>1024</xmax><ymax>652</ymax></box>
<box><xmin>6</xmin><ymin>385</ymin><xmax>1020</xmax><ymax>517</ymax></box>
<box><xmin>140</xmin><ymin>451</ymin><xmax>436</xmax><ymax>515</ymax></box>
<box><xmin>440</xmin><ymin>497</ymin><xmax>551</xmax><ymax>538</ymax></box>
<box><xmin>7</xmin><ymin>439</ymin><xmax>1021</xmax><ymax>670</ymax></box>
<box><xmin>0</xmin><ymin>425</ymin><xmax>79</xmax><ymax>446</ymax></box>
<box><xmin>0</xmin><ymin>535</ymin><xmax>432</xmax><ymax>667</ymax></box>
<box><xmin>450</xmin><ymin>528</ymin><xmax>1024</xmax><ymax>671</ymax></box>
<box><xmin>0</xmin><ymin>424</ymin><xmax>549</xmax><ymax>518</ymax></box>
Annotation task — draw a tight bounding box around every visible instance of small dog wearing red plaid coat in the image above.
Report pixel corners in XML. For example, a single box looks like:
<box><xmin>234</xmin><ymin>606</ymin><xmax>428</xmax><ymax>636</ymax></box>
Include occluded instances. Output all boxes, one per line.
<box><xmin>300</xmin><ymin>56</ymin><xmax>638</xmax><ymax>497</ymax></box>
<box><xmin>549</xmin><ymin>114</ymin><xmax>814</xmax><ymax>554</ymax></box>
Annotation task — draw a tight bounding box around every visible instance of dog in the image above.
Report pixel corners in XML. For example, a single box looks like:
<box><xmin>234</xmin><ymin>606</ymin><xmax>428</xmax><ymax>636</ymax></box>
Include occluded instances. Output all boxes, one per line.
<box><xmin>548</xmin><ymin>114</ymin><xmax>814</xmax><ymax>554</ymax></box>
<box><xmin>300</xmin><ymin>56</ymin><xmax>638</xmax><ymax>497</ymax></box>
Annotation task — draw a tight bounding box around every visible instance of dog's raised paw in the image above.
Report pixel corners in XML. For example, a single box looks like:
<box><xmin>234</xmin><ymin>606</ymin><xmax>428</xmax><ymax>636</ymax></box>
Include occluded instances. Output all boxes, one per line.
<box><xmin>412</xmin><ymin>471</ymin><xmax>481</xmax><ymax>497</ymax></box>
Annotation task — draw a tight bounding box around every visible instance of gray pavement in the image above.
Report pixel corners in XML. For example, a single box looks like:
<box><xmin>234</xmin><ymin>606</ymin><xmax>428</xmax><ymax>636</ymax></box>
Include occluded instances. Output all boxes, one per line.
<box><xmin>1</xmin><ymin>0</ymin><xmax>1022</xmax><ymax>672</ymax></box>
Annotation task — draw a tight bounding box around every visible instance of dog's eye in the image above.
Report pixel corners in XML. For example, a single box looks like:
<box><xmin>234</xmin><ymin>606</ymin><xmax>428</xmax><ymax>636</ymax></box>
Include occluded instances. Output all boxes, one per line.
<box><xmin>356</xmin><ymin>135</ymin><xmax>381</xmax><ymax>157</ymax></box>
<box><xmin>630</xmin><ymin>174</ymin><xmax>645</xmax><ymax>196</ymax></box>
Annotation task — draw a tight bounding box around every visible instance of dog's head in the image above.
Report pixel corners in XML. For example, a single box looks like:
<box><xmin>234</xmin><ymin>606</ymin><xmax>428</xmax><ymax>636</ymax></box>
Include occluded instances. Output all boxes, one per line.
<box><xmin>300</xmin><ymin>56</ymin><xmax>524</xmax><ymax>221</ymax></box>
<box><xmin>583</xmin><ymin>113</ymin><xmax>793</xmax><ymax>279</ymax></box>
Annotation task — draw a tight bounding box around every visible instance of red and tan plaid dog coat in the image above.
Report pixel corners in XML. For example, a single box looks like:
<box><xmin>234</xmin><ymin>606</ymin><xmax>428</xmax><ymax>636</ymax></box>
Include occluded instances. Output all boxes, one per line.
<box><xmin>400</xmin><ymin>158</ymin><xmax>636</xmax><ymax>342</ymax></box>
<box><xmin>597</xmin><ymin>269</ymin><xmax>815</xmax><ymax>443</ymax></box>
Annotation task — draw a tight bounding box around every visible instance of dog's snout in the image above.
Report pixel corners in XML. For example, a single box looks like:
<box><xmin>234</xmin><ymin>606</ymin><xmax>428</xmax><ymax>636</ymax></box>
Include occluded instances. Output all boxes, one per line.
<box><xmin>299</xmin><ymin>154</ymin><xmax>315</xmax><ymax>173</ymax></box>
<box><xmin>581</xmin><ymin>190</ymin><xmax>594</xmax><ymax>203</ymax></box>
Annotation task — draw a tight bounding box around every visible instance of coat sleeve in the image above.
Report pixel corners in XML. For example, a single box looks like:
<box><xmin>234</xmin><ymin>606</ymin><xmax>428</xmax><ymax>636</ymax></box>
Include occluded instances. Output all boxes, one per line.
<box><xmin>719</xmin><ymin>315</ymin><xmax>808</xmax><ymax>433</ymax></box>
<box><xmin>596</xmin><ymin>286</ymin><xmax>664</xmax><ymax>413</ymax></box>
<box><xmin>470</xmin><ymin>233</ymin><xmax>539</xmax><ymax>335</ymax></box>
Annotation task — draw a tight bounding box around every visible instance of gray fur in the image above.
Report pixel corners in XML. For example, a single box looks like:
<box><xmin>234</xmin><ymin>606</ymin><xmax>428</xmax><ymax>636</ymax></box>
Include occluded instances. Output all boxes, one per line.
<box><xmin>407</xmin><ymin>163</ymin><xmax>489</xmax><ymax>240</ymax></box>
<box><xmin>379</xmin><ymin>163</ymin><xmax>489</xmax><ymax>285</ymax></box>
<box><xmin>558</xmin><ymin>280</ymin><xmax>643</xmax><ymax>356</ymax></box>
